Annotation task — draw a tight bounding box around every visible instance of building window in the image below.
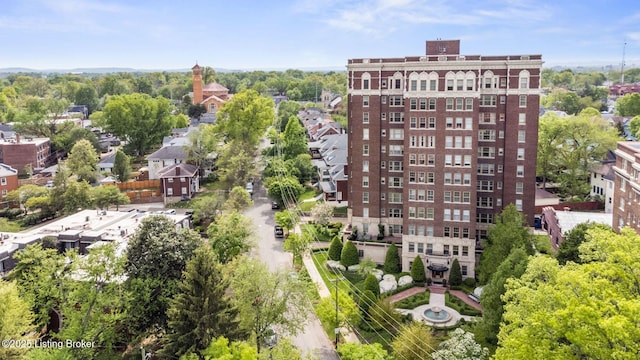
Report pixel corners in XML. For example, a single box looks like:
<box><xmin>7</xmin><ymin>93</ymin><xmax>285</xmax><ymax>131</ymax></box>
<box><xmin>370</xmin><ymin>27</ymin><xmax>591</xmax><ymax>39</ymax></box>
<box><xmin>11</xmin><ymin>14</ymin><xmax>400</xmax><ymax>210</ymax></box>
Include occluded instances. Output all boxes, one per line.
<box><xmin>410</xmin><ymin>80</ymin><xmax>417</xmax><ymax>91</ymax></box>
<box><xmin>363</xmin><ymin>79</ymin><xmax>369</xmax><ymax>89</ymax></box>
<box><xmin>362</xmin><ymin>160</ymin><xmax>369</xmax><ymax>172</ymax></box>
<box><xmin>363</xmin><ymin>144</ymin><xmax>369</xmax><ymax>156</ymax></box>
<box><xmin>519</xmin><ymin>76</ymin><xmax>529</xmax><ymax>89</ymax></box>
<box><xmin>0</xmin><ymin>177</ymin><xmax>5</xmax><ymax>185</ymax></box>
<box><xmin>363</xmin><ymin>96</ymin><xmax>369</xmax><ymax>107</ymax></box>
<box><xmin>430</xmin><ymin>79</ymin><xmax>437</xmax><ymax>91</ymax></box>
<box><xmin>362</xmin><ymin>192</ymin><xmax>369</xmax><ymax>203</ymax></box>
<box><xmin>519</xmin><ymin>95</ymin><xmax>527</xmax><ymax>107</ymax></box>
<box><xmin>363</xmin><ymin>112</ymin><xmax>369</xmax><ymax>124</ymax></box>
<box><xmin>409</xmin><ymin>242</ymin><xmax>415</xmax><ymax>252</ymax></box>
<box><xmin>466</xmin><ymin>79</ymin><xmax>474</xmax><ymax>91</ymax></box>
<box><xmin>447</xmin><ymin>79</ymin><xmax>454</xmax><ymax>91</ymax></box>
<box><xmin>517</xmin><ymin>165</ymin><xmax>524</xmax><ymax>177</ymax></box>
<box><xmin>168</xmin><ymin>178</ymin><xmax>174</xmax><ymax>183</ymax></box>
<box><xmin>363</xmin><ymin>207</ymin><xmax>369</xmax><ymax>218</ymax></box>
<box><xmin>363</xmin><ymin>128</ymin><xmax>369</xmax><ymax>140</ymax></box>
<box><xmin>519</xmin><ymin>113</ymin><xmax>526</xmax><ymax>124</ymax></box>
<box><xmin>167</xmin><ymin>188</ymin><xmax>173</xmax><ymax>196</ymax></box>
<box><xmin>420</xmin><ymin>80</ymin><xmax>427</xmax><ymax>91</ymax></box>
<box><xmin>517</xmin><ymin>148</ymin><xmax>525</xmax><ymax>160</ymax></box>
<box><xmin>428</xmin><ymin>98</ymin><xmax>436</xmax><ymax>110</ymax></box>
<box><xmin>1</xmin><ymin>190</ymin><xmax>6</xmax><ymax>197</ymax></box>
<box><xmin>417</xmin><ymin>243</ymin><xmax>424</xmax><ymax>253</ymax></box>
<box><xmin>419</xmin><ymin>98</ymin><xmax>427</xmax><ymax>110</ymax></box>
<box><xmin>516</xmin><ymin>182</ymin><xmax>524</xmax><ymax>194</ymax></box>
<box><xmin>381</xmin><ymin>96</ymin><xmax>387</xmax><ymax>104</ymax></box>
<box><xmin>518</xmin><ymin>130</ymin><xmax>526</xmax><ymax>143</ymax></box>
<box><xmin>480</xmin><ymin>95</ymin><xmax>496</xmax><ymax>106</ymax></box>
<box><xmin>465</xmin><ymin>98</ymin><xmax>473</xmax><ymax>110</ymax></box>
<box><xmin>362</xmin><ymin>176</ymin><xmax>369</xmax><ymax>187</ymax></box>
<box><xmin>410</xmin><ymin>98</ymin><xmax>418</xmax><ymax>110</ymax></box>
<box><xmin>516</xmin><ymin>199</ymin><xmax>523</xmax><ymax>211</ymax></box>
<box><xmin>461</xmin><ymin>265</ymin><xmax>468</xmax><ymax>277</ymax></box>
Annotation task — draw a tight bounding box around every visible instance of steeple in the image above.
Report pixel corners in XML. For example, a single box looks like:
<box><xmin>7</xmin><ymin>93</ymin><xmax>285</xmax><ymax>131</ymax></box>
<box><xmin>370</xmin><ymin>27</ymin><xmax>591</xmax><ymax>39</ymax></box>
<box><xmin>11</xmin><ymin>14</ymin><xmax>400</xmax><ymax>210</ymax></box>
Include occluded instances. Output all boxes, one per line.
<box><xmin>192</xmin><ymin>63</ymin><xmax>203</xmax><ymax>104</ymax></box>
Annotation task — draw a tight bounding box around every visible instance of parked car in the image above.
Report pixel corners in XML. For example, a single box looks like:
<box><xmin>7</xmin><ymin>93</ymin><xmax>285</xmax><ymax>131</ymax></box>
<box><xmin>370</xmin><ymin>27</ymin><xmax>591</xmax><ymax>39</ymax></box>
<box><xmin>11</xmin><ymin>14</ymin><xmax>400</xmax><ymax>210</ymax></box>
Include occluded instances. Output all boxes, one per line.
<box><xmin>271</xmin><ymin>201</ymin><xmax>280</xmax><ymax>210</ymax></box>
<box><xmin>274</xmin><ymin>225</ymin><xmax>284</xmax><ymax>238</ymax></box>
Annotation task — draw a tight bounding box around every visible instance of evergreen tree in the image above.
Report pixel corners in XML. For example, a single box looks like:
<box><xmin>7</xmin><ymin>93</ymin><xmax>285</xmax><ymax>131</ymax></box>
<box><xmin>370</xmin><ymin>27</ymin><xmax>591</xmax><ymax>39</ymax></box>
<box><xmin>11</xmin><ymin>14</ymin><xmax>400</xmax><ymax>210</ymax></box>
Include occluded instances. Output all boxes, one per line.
<box><xmin>358</xmin><ymin>290</ymin><xmax>377</xmax><ymax>320</ymax></box>
<box><xmin>112</xmin><ymin>149</ymin><xmax>131</xmax><ymax>183</ymax></box>
<box><xmin>340</xmin><ymin>240</ymin><xmax>359</xmax><ymax>267</ymax></box>
<box><xmin>162</xmin><ymin>246</ymin><xmax>244</xmax><ymax>358</ymax></box>
<box><xmin>449</xmin><ymin>258</ymin><xmax>462</xmax><ymax>287</ymax></box>
<box><xmin>363</xmin><ymin>274</ymin><xmax>380</xmax><ymax>297</ymax></box>
<box><xmin>383</xmin><ymin>243</ymin><xmax>401</xmax><ymax>274</ymax></box>
<box><xmin>410</xmin><ymin>256</ymin><xmax>426</xmax><ymax>283</ymax></box>
<box><xmin>328</xmin><ymin>236</ymin><xmax>343</xmax><ymax>261</ymax></box>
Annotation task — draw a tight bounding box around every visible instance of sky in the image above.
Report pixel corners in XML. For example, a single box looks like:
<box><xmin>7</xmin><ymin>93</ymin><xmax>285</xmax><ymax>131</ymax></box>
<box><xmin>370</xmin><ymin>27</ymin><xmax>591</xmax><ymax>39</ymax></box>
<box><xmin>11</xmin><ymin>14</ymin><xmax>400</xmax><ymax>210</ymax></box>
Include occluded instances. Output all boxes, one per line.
<box><xmin>0</xmin><ymin>0</ymin><xmax>639</xmax><ymax>71</ymax></box>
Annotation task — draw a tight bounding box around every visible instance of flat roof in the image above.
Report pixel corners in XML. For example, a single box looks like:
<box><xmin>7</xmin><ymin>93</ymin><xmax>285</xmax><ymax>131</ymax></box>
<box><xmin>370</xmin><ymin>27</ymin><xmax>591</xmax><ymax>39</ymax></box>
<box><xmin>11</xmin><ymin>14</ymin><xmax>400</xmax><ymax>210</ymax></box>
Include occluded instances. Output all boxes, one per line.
<box><xmin>555</xmin><ymin>211</ymin><xmax>612</xmax><ymax>235</ymax></box>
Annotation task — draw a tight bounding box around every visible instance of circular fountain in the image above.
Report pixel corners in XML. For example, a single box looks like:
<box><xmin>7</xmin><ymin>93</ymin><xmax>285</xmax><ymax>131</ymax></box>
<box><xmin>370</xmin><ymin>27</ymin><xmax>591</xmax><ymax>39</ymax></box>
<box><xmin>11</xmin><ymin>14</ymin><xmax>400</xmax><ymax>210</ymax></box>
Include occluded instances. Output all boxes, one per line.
<box><xmin>423</xmin><ymin>306</ymin><xmax>452</xmax><ymax>324</ymax></box>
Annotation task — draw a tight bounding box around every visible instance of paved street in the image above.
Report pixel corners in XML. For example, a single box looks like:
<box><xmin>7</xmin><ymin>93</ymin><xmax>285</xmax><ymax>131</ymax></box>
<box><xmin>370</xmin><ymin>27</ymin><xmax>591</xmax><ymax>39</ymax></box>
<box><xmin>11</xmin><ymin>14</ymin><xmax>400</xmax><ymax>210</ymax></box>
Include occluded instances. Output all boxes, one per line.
<box><xmin>246</xmin><ymin>178</ymin><xmax>339</xmax><ymax>360</ymax></box>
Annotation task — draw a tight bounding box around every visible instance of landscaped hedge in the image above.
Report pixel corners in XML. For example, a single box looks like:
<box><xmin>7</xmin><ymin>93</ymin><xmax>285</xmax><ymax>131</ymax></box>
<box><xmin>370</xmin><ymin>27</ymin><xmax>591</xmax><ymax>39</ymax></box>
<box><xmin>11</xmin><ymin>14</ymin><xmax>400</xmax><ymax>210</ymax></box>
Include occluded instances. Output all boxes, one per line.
<box><xmin>445</xmin><ymin>291</ymin><xmax>482</xmax><ymax>316</ymax></box>
<box><xmin>0</xmin><ymin>208</ymin><xmax>24</xmax><ymax>220</ymax></box>
<box><xmin>393</xmin><ymin>290</ymin><xmax>431</xmax><ymax>309</ymax></box>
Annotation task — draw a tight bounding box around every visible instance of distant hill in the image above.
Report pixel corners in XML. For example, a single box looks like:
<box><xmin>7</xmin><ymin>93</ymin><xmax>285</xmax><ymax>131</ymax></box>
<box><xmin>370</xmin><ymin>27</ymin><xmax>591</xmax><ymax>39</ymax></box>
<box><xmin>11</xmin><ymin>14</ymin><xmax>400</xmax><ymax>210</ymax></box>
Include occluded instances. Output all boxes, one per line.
<box><xmin>0</xmin><ymin>66</ymin><xmax>346</xmax><ymax>76</ymax></box>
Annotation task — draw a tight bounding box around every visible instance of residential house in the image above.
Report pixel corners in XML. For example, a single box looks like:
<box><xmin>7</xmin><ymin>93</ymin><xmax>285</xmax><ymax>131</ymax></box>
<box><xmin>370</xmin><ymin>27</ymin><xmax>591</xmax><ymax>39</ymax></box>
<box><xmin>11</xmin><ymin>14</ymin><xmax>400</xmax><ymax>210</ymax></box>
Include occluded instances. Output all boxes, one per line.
<box><xmin>310</xmin><ymin>134</ymin><xmax>349</xmax><ymax>202</ymax></box>
<box><xmin>147</xmin><ymin>144</ymin><xmax>188</xmax><ymax>180</ymax></box>
<box><xmin>0</xmin><ymin>164</ymin><xmax>18</xmax><ymax>200</ymax></box>
<box><xmin>98</xmin><ymin>152</ymin><xmax>117</xmax><ymax>174</ymax></box>
<box><xmin>540</xmin><ymin>207</ymin><xmax>612</xmax><ymax>249</ymax></box>
<box><xmin>590</xmin><ymin>150</ymin><xmax>616</xmax><ymax>213</ymax></box>
<box><xmin>0</xmin><ymin>135</ymin><xmax>52</xmax><ymax>174</ymax></box>
<box><xmin>158</xmin><ymin>163</ymin><xmax>200</xmax><ymax>204</ymax></box>
<box><xmin>609</xmin><ymin>84</ymin><xmax>640</xmax><ymax>97</ymax></box>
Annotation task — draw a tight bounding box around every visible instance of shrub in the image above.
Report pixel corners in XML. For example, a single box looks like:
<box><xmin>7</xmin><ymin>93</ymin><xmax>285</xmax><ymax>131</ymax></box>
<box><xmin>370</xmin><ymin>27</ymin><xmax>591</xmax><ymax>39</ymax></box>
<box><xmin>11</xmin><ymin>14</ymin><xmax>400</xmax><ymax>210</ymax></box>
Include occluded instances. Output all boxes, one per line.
<box><xmin>358</xmin><ymin>289</ymin><xmax>377</xmax><ymax>319</ymax></box>
<box><xmin>383</xmin><ymin>243</ymin><xmax>401</xmax><ymax>274</ymax></box>
<box><xmin>328</xmin><ymin>236</ymin><xmax>343</xmax><ymax>261</ymax></box>
<box><xmin>363</xmin><ymin>274</ymin><xmax>380</xmax><ymax>297</ymax></box>
<box><xmin>463</xmin><ymin>278</ymin><xmax>477</xmax><ymax>288</ymax></box>
<box><xmin>410</xmin><ymin>256</ymin><xmax>426</xmax><ymax>283</ymax></box>
<box><xmin>394</xmin><ymin>290</ymin><xmax>431</xmax><ymax>309</ymax></box>
<box><xmin>426</xmin><ymin>277</ymin><xmax>433</xmax><ymax>286</ymax></box>
<box><xmin>449</xmin><ymin>258</ymin><xmax>462</xmax><ymax>287</ymax></box>
<box><xmin>340</xmin><ymin>240</ymin><xmax>359</xmax><ymax>267</ymax></box>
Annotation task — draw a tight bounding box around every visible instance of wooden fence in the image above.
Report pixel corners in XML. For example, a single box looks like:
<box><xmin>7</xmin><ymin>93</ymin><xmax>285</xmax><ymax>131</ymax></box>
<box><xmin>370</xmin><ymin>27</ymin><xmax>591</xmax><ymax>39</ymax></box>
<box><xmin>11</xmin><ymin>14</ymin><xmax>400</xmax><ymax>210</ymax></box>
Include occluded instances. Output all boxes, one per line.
<box><xmin>117</xmin><ymin>180</ymin><xmax>160</xmax><ymax>190</ymax></box>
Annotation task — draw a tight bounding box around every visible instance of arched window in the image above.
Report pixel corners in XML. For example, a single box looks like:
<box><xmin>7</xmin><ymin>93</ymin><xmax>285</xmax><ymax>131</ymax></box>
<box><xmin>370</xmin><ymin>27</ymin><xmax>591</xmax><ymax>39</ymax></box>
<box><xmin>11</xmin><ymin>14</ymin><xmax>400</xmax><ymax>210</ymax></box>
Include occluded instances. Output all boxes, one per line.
<box><xmin>519</xmin><ymin>70</ymin><xmax>530</xmax><ymax>89</ymax></box>
<box><xmin>361</xmin><ymin>72</ymin><xmax>371</xmax><ymax>90</ymax></box>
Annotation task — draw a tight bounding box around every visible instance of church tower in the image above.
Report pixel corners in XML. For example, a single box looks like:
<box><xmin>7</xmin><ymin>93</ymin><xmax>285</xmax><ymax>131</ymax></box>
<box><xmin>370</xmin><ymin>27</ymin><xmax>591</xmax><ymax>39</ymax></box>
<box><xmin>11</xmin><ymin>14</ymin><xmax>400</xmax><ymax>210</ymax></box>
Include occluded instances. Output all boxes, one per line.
<box><xmin>192</xmin><ymin>63</ymin><xmax>202</xmax><ymax>105</ymax></box>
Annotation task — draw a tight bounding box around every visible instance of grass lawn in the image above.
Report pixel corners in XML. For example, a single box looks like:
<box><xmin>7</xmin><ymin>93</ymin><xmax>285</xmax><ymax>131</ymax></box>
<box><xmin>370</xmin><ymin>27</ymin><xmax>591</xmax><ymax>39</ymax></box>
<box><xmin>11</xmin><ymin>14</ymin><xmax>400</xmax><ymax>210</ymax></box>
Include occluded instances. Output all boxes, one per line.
<box><xmin>311</xmin><ymin>251</ymin><xmax>363</xmax><ymax>294</ymax></box>
<box><xmin>333</xmin><ymin>206</ymin><xmax>348</xmax><ymax>216</ymax></box>
<box><xmin>298</xmin><ymin>200</ymin><xmax>318</xmax><ymax>212</ymax></box>
<box><xmin>393</xmin><ymin>290</ymin><xmax>431</xmax><ymax>309</ymax></box>
<box><xmin>298</xmin><ymin>188</ymin><xmax>322</xmax><ymax>202</ymax></box>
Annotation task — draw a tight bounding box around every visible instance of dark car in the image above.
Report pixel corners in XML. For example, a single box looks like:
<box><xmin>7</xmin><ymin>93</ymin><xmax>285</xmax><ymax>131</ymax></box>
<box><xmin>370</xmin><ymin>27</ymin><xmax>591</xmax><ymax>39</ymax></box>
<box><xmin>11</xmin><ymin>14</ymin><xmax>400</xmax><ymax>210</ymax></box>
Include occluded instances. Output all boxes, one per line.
<box><xmin>271</xmin><ymin>201</ymin><xmax>280</xmax><ymax>210</ymax></box>
<box><xmin>274</xmin><ymin>225</ymin><xmax>284</xmax><ymax>238</ymax></box>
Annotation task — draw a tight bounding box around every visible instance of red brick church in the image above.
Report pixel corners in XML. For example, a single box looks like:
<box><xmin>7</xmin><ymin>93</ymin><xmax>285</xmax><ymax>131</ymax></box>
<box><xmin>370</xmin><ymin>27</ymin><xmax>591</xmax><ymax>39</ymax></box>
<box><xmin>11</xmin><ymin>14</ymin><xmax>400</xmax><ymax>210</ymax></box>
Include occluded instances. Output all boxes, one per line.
<box><xmin>191</xmin><ymin>64</ymin><xmax>230</xmax><ymax>114</ymax></box>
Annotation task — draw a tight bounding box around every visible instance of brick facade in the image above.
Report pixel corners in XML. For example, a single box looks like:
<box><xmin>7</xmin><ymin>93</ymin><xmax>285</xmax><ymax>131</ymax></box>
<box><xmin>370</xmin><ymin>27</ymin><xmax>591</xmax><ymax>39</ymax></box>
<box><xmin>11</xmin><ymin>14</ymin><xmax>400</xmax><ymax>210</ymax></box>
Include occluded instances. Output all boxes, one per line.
<box><xmin>0</xmin><ymin>137</ymin><xmax>51</xmax><ymax>174</ymax></box>
<box><xmin>347</xmin><ymin>40</ymin><xmax>541</xmax><ymax>280</ymax></box>
<box><xmin>612</xmin><ymin>142</ymin><xmax>640</xmax><ymax>232</ymax></box>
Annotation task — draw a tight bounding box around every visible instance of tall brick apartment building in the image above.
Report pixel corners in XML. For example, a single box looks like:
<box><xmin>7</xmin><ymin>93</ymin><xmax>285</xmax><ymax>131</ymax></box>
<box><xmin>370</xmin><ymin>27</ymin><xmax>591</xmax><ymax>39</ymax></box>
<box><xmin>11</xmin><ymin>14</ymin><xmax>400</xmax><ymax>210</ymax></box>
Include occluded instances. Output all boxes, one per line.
<box><xmin>612</xmin><ymin>141</ymin><xmax>640</xmax><ymax>233</ymax></box>
<box><xmin>346</xmin><ymin>40</ymin><xmax>542</xmax><ymax>280</ymax></box>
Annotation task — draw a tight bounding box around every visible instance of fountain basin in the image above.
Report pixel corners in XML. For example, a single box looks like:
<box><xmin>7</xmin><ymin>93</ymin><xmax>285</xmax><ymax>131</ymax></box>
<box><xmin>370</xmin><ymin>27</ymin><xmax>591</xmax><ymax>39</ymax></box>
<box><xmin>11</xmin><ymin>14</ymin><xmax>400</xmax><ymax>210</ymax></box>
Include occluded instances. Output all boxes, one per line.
<box><xmin>423</xmin><ymin>306</ymin><xmax>452</xmax><ymax>323</ymax></box>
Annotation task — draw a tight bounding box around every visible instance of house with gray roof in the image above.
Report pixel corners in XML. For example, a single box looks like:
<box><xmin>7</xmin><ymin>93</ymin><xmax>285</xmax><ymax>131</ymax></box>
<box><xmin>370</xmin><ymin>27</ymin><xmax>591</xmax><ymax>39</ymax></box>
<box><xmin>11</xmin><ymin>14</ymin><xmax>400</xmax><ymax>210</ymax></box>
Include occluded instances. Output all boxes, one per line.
<box><xmin>147</xmin><ymin>145</ymin><xmax>188</xmax><ymax>180</ymax></box>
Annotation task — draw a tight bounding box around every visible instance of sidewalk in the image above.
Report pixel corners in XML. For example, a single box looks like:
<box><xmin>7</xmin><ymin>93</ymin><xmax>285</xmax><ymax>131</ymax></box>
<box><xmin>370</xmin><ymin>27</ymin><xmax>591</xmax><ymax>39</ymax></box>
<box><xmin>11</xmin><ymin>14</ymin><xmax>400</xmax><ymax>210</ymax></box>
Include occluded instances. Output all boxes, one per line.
<box><xmin>302</xmin><ymin>253</ymin><xmax>360</xmax><ymax>344</ymax></box>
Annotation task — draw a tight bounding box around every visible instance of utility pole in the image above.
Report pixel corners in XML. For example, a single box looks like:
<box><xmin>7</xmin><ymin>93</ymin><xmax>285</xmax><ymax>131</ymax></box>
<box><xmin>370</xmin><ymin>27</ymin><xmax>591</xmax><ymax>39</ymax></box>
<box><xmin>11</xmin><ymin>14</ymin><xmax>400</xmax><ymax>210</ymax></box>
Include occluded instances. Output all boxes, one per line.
<box><xmin>621</xmin><ymin>41</ymin><xmax>627</xmax><ymax>84</ymax></box>
<box><xmin>332</xmin><ymin>277</ymin><xmax>344</xmax><ymax>349</ymax></box>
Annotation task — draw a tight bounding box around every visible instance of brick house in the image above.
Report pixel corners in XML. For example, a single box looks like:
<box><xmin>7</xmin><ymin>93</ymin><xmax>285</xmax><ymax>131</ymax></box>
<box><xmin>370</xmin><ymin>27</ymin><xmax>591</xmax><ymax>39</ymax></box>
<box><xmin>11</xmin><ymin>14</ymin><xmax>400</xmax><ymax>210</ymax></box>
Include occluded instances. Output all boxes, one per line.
<box><xmin>158</xmin><ymin>163</ymin><xmax>200</xmax><ymax>204</ymax></box>
<box><xmin>0</xmin><ymin>135</ymin><xmax>51</xmax><ymax>174</ymax></box>
<box><xmin>0</xmin><ymin>164</ymin><xmax>18</xmax><ymax>200</ymax></box>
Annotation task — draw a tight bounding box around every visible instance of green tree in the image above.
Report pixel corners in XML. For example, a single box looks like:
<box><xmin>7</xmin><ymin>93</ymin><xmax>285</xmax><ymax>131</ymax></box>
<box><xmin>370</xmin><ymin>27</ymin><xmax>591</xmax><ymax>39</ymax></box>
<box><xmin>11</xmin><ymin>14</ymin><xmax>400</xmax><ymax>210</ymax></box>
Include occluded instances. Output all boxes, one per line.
<box><xmin>356</xmin><ymin>257</ymin><xmax>376</xmax><ymax>277</ymax></box>
<box><xmin>228</xmin><ymin>258</ymin><xmax>309</xmax><ymax>353</ymax></box>
<box><xmin>224</xmin><ymin>186</ymin><xmax>253</xmax><ymax>212</ymax></box>
<box><xmin>125</xmin><ymin>216</ymin><xmax>203</xmax><ymax>334</ymax></box>
<box><xmin>162</xmin><ymin>247</ymin><xmax>245</xmax><ymax>358</ymax></box>
<box><xmin>58</xmin><ymin>127</ymin><xmax>100</xmax><ymax>154</ymax></box>
<box><xmin>207</xmin><ymin>211</ymin><xmax>254</xmax><ymax>264</ymax></box>
<box><xmin>103</xmin><ymin>93</ymin><xmax>173</xmax><ymax>155</ymax></box>
<box><xmin>282</xmin><ymin>115</ymin><xmax>307</xmax><ymax>160</ymax></box>
<box><xmin>410</xmin><ymin>256</ymin><xmax>426</xmax><ymax>283</ymax></box>
<box><xmin>449</xmin><ymin>258</ymin><xmax>462</xmax><ymax>286</ymax></box>
<box><xmin>275</xmin><ymin>101</ymin><xmax>302</xmax><ymax>131</ymax></box>
<box><xmin>629</xmin><ymin>115</ymin><xmax>640</xmax><ymax>138</ymax></box>
<box><xmin>476</xmin><ymin>247</ymin><xmax>529</xmax><ymax>348</ymax></box>
<box><xmin>216</xmin><ymin>89</ymin><xmax>274</xmax><ymax>149</ymax></box>
<box><xmin>74</xmin><ymin>83</ymin><xmax>99</xmax><ymax>114</ymax></box>
<box><xmin>390</xmin><ymin>321</ymin><xmax>438</xmax><ymax>360</ymax></box>
<box><xmin>536</xmin><ymin>112</ymin><xmax>567</xmax><ymax>189</ymax></box>
<box><xmin>615</xmin><ymin>93</ymin><xmax>640</xmax><ymax>116</ymax></box>
<box><xmin>367</xmin><ymin>297</ymin><xmax>402</xmax><ymax>332</ymax></box>
<box><xmin>542</xmin><ymin>88</ymin><xmax>583</xmax><ymax>115</ymax></box>
<box><xmin>340</xmin><ymin>240</ymin><xmax>359</xmax><ymax>267</ymax></box>
<box><xmin>62</xmin><ymin>180</ymin><xmax>94</xmax><ymax>214</ymax></box>
<box><xmin>477</xmin><ymin>205</ymin><xmax>533</xmax><ymax>284</ymax></box>
<box><xmin>496</xmin><ymin>227</ymin><xmax>640</xmax><ymax>359</ymax></box>
<box><xmin>91</xmin><ymin>185</ymin><xmax>129</xmax><ymax>210</ymax></box>
<box><xmin>216</xmin><ymin>143</ymin><xmax>257</xmax><ymax>189</ymax></box>
<box><xmin>112</xmin><ymin>149</ymin><xmax>131</xmax><ymax>183</ymax></box>
<box><xmin>557</xmin><ymin>222</ymin><xmax>611</xmax><ymax>265</ymax></box>
<box><xmin>192</xmin><ymin>193</ymin><xmax>225</xmax><ymax>229</ymax></box>
<box><xmin>338</xmin><ymin>342</ymin><xmax>390</xmax><ymax>360</ymax></box>
<box><xmin>286</xmin><ymin>153</ymin><xmax>315</xmax><ymax>184</ymax></box>
<box><xmin>316</xmin><ymin>288</ymin><xmax>360</xmax><ymax>331</ymax></box>
<box><xmin>328</xmin><ymin>236</ymin><xmax>343</xmax><ymax>261</ymax></box>
<box><xmin>67</xmin><ymin>139</ymin><xmax>98</xmax><ymax>183</ymax></box>
<box><xmin>56</xmin><ymin>243</ymin><xmax>127</xmax><ymax>359</ymax></box>
<box><xmin>260</xmin><ymin>337</ymin><xmax>305</xmax><ymax>360</ymax></box>
<box><xmin>0</xmin><ymin>280</ymin><xmax>36</xmax><ymax>360</ymax></box>
<box><xmin>383</xmin><ymin>243</ymin><xmax>401</xmax><ymax>274</ymax></box>
<box><xmin>432</xmin><ymin>328</ymin><xmax>489</xmax><ymax>360</ymax></box>
<box><xmin>283</xmin><ymin>232</ymin><xmax>310</xmax><ymax>265</ymax></box>
<box><xmin>363</xmin><ymin>274</ymin><xmax>380</xmax><ymax>297</ymax></box>
<box><xmin>266</xmin><ymin>176</ymin><xmax>304</xmax><ymax>206</ymax></box>
<box><xmin>189</xmin><ymin>336</ymin><xmax>257</xmax><ymax>360</ymax></box>
<box><xmin>357</xmin><ymin>289</ymin><xmax>377</xmax><ymax>321</ymax></box>
<box><xmin>274</xmin><ymin>210</ymin><xmax>298</xmax><ymax>236</ymax></box>
<box><xmin>184</xmin><ymin>123</ymin><xmax>218</xmax><ymax>173</ymax></box>
<box><xmin>6</xmin><ymin>184</ymin><xmax>49</xmax><ymax>209</ymax></box>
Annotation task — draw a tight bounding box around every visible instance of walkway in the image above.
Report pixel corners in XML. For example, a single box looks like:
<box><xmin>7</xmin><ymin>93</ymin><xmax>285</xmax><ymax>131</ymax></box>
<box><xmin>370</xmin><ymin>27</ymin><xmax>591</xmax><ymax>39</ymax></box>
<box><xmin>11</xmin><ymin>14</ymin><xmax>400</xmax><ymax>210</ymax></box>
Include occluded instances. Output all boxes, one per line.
<box><xmin>302</xmin><ymin>254</ymin><xmax>360</xmax><ymax>344</ymax></box>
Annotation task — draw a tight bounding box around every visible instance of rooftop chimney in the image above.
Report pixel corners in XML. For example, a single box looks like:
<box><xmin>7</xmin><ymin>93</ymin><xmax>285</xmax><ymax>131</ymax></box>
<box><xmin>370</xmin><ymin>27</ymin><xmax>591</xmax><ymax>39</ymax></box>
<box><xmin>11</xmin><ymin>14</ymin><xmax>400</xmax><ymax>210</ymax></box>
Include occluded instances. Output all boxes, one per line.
<box><xmin>15</xmin><ymin>133</ymin><xmax>20</xmax><ymax>144</ymax></box>
<box><xmin>175</xmin><ymin>166</ymin><xmax>180</xmax><ymax>176</ymax></box>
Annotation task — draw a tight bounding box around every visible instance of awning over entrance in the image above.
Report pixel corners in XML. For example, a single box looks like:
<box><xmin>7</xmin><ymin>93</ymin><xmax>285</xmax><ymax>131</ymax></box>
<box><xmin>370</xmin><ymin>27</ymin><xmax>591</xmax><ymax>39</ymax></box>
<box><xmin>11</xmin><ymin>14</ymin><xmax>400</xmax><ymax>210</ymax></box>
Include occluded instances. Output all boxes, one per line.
<box><xmin>427</xmin><ymin>264</ymin><xmax>449</xmax><ymax>272</ymax></box>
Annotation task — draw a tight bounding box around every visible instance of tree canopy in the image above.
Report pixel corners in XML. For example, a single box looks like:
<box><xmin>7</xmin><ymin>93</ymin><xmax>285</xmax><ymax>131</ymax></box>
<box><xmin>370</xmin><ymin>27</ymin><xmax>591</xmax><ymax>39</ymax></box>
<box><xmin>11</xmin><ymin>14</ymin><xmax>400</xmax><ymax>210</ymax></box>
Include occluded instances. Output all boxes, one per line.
<box><xmin>495</xmin><ymin>227</ymin><xmax>640</xmax><ymax>359</ymax></box>
<box><xmin>103</xmin><ymin>93</ymin><xmax>173</xmax><ymax>155</ymax></box>
<box><xmin>215</xmin><ymin>89</ymin><xmax>274</xmax><ymax>149</ymax></box>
